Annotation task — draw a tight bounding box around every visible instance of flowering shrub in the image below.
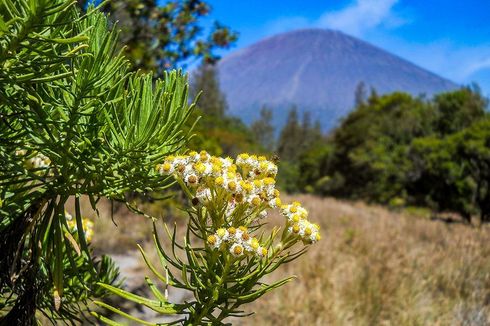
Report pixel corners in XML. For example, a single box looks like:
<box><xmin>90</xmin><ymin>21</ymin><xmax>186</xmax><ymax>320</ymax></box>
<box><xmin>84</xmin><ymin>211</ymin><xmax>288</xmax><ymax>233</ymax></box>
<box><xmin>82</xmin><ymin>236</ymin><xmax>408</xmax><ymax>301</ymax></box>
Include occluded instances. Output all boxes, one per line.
<box><xmin>0</xmin><ymin>0</ymin><xmax>194</xmax><ymax>323</ymax></box>
<box><xmin>95</xmin><ymin>151</ymin><xmax>320</xmax><ymax>325</ymax></box>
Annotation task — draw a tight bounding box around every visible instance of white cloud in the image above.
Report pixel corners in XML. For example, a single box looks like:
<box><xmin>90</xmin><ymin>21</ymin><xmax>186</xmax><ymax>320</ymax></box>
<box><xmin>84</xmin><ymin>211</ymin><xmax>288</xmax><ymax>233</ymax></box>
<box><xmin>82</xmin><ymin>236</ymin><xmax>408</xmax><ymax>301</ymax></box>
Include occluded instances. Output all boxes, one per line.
<box><xmin>318</xmin><ymin>0</ymin><xmax>405</xmax><ymax>36</ymax></box>
<box><xmin>259</xmin><ymin>0</ymin><xmax>407</xmax><ymax>38</ymax></box>
<box><xmin>463</xmin><ymin>57</ymin><xmax>490</xmax><ymax>78</ymax></box>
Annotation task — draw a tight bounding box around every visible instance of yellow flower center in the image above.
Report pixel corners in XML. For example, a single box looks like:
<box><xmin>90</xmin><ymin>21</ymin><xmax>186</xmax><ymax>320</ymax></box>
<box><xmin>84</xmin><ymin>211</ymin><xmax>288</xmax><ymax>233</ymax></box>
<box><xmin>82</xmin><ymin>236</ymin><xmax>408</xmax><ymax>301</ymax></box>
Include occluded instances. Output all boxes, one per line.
<box><xmin>238</xmin><ymin>226</ymin><xmax>248</xmax><ymax>232</ymax></box>
<box><xmin>235</xmin><ymin>193</ymin><xmax>244</xmax><ymax>202</ymax></box>
<box><xmin>212</xmin><ymin>164</ymin><xmax>221</xmax><ymax>173</ymax></box>
<box><xmin>259</xmin><ymin>161</ymin><xmax>268</xmax><ymax>170</ymax></box>
<box><xmin>263</xmin><ymin>177</ymin><xmax>275</xmax><ymax>185</ymax></box>
<box><xmin>251</xmin><ymin>196</ymin><xmax>261</xmax><ymax>206</ymax></box>
<box><xmin>217</xmin><ymin>228</ymin><xmax>226</xmax><ymax>237</ymax></box>
<box><xmin>274</xmin><ymin>197</ymin><xmax>282</xmax><ymax>206</ymax></box>
<box><xmin>162</xmin><ymin>163</ymin><xmax>171</xmax><ymax>172</ymax></box>
<box><xmin>233</xmin><ymin>245</ymin><xmax>243</xmax><ymax>255</ymax></box>
<box><xmin>243</xmin><ymin>182</ymin><xmax>253</xmax><ymax>192</ymax></box>
<box><xmin>228</xmin><ymin>181</ymin><xmax>237</xmax><ymax>191</ymax></box>
<box><xmin>238</xmin><ymin>153</ymin><xmax>249</xmax><ymax>160</ymax></box>
<box><xmin>292</xmin><ymin>224</ymin><xmax>300</xmax><ymax>233</ymax></box>
<box><xmin>207</xmin><ymin>235</ymin><xmax>217</xmax><ymax>245</ymax></box>
<box><xmin>215</xmin><ymin>176</ymin><xmax>224</xmax><ymax>186</ymax></box>
<box><xmin>194</xmin><ymin>163</ymin><xmax>206</xmax><ymax>174</ymax></box>
<box><xmin>251</xmin><ymin>239</ymin><xmax>259</xmax><ymax>250</ymax></box>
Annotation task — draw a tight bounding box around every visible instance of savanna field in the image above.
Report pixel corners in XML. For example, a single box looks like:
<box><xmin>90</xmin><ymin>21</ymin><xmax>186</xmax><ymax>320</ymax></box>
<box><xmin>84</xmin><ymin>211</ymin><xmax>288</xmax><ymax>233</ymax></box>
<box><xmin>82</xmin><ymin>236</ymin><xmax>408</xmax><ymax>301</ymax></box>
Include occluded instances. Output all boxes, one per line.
<box><xmin>87</xmin><ymin>195</ymin><xmax>490</xmax><ymax>325</ymax></box>
<box><xmin>3</xmin><ymin>1</ymin><xmax>490</xmax><ymax>324</ymax></box>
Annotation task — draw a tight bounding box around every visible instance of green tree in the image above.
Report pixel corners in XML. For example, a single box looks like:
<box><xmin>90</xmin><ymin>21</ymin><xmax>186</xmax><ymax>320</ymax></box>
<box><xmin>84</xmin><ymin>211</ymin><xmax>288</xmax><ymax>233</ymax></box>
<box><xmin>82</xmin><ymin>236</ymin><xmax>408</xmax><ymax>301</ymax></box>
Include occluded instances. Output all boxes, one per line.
<box><xmin>354</xmin><ymin>81</ymin><xmax>367</xmax><ymax>106</ymax></box>
<box><xmin>251</xmin><ymin>106</ymin><xmax>275</xmax><ymax>152</ymax></box>
<box><xmin>433</xmin><ymin>86</ymin><xmax>487</xmax><ymax>135</ymax></box>
<box><xmin>191</xmin><ymin>63</ymin><xmax>227</xmax><ymax>119</ymax></box>
<box><xmin>325</xmin><ymin>92</ymin><xmax>433</xmax><ymax>201</ymax></box>
<box><xmin>458</xmin><ymin>119</ymin><xmax>490</xmax><ymax>222</ymax></box>
<box><xmin>298</xmin><ymin>143</ymin><xmax>334</xmax><ymax>194</ymax></box>
<box><xmin>277</xmin><ymin>107</ymin><xmax>303</xmax><ymax>162</ymax></box>
<box><xmin>276</xmin><ymin>108</ymin><xmax>325</xmax><ymax>192</ymax></box>
<box><xmin>78</xmin><ymin>0</ymin><xmax>238</xmax><ymax>77</ymax></box>
<box><xmin>409</xmin><ymin>118</ymin><xmax>490</xmax><ymax>223</ymax></box>
<box><xmin>301</xmin><ymin>112</ymin><xmax>323</xmax><ymax>147</ymax></box>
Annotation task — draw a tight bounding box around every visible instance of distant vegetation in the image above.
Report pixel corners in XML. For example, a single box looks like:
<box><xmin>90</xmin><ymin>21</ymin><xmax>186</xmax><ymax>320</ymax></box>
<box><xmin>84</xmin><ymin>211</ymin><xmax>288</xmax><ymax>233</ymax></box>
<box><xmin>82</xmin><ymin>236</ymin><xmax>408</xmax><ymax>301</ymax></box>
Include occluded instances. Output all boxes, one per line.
<box><xmin>292</xmin><ymin>86</ymin><xmax>490</xmax><ymax>223</ymax></box>
<box><xmin>83</xmin><ymin>0</ymin><xmax>489</xmax><ymax>225</ymax></box>
<box><xmin>78</xmin><ymin>0</ymin><xmax>489</xmax><ymax>225</ymax></box>
<box><xmin>188</xmin><ymin>65</ymin><xmax>490</xmax><ymax>223</ymax></box>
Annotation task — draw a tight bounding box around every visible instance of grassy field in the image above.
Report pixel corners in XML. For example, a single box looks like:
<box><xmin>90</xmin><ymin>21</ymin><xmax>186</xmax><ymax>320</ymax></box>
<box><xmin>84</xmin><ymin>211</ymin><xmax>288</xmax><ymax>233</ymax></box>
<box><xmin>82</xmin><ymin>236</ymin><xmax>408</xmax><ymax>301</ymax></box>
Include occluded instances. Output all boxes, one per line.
<box><xmin>88</xmin><ymin>195</ymin><xmax>490</xmax><ymax>325</ymax></box>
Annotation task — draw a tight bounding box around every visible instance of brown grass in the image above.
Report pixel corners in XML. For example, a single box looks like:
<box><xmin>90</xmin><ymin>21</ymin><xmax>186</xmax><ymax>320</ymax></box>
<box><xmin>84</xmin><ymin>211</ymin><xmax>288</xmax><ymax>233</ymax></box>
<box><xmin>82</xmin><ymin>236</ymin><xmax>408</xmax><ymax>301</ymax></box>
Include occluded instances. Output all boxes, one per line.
<box><xmin>88</xmin><ymin>195</ymin><xmax>490</xmax><ymax>325</ymax></box>
<box><xmin>239</xmin><ymin>195</ymin><xmax>490</xmax><ymax>326</ymax></box>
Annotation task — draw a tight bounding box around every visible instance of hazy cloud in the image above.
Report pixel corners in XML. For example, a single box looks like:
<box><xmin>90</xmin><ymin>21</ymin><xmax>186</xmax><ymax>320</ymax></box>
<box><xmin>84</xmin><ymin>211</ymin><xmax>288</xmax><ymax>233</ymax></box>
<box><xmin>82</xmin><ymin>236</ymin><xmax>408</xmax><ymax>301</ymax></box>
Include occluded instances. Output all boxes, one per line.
<box><xmin>318</xmin><ymin>0</ymin><xmax>405</xmax><ymax>36</ymax></box>
<box><xmin>262</xmin><ymin>0</ymin><xmax>406</xmax><ymax>37</ymax></box>
<box><xmin>463</xmin><ymin>57</ymin><xmax>490</xmax><ymax>78</ymax></box>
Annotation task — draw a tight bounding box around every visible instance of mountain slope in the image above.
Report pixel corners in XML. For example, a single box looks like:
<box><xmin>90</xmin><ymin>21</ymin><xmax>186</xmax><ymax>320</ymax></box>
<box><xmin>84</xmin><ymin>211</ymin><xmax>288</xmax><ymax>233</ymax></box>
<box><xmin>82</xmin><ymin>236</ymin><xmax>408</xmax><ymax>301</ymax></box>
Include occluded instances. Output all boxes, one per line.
<box><xmin>216</xmin><ymin>28</ymin><xmax>458</xmax><ymax>130</ymax></box>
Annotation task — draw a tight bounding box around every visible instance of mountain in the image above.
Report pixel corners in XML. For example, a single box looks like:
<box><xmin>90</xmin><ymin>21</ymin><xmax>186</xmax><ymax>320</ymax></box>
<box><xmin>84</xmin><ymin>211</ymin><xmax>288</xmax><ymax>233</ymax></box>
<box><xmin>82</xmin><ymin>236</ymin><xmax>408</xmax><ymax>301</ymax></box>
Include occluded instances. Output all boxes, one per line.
<box><xmin>216</xmin><ymin>28</ymin><xmax>458</xmax><ymax>130</ymax></box>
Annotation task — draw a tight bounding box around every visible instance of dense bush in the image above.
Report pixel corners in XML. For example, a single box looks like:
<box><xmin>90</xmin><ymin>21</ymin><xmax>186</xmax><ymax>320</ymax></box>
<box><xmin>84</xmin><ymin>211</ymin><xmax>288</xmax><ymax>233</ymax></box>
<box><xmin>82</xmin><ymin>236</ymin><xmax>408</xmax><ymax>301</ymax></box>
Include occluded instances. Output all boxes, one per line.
<box><xmin>296</xmin><ymin>87</ymin><xmax>489</xmax><ymax>222</ymax></box>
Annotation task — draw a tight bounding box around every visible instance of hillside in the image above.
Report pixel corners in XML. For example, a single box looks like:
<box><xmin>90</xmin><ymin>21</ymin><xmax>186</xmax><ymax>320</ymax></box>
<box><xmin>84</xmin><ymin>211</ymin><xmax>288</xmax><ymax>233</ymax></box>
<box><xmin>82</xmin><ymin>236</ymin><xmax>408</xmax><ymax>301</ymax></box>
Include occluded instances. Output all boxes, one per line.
<box><xmin>217</xmin><ymin>29</ymin><xmax>458</xmax><ymax>130</ymax></box>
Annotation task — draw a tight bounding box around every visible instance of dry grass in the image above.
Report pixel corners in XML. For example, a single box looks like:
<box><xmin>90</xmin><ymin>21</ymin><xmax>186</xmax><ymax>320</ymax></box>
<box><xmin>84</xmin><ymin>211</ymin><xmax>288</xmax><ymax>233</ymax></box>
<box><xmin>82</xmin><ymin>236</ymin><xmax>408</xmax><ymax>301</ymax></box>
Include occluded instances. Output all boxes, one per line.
<box><xmin>240</xmin><ymin>195</ymin><xmax>490</xmax><ymax>326</ymax></box>
<box><xmin>87</xmin><ymin>195</ymin><xmax>490</xmax><ymax>325</ymax></box>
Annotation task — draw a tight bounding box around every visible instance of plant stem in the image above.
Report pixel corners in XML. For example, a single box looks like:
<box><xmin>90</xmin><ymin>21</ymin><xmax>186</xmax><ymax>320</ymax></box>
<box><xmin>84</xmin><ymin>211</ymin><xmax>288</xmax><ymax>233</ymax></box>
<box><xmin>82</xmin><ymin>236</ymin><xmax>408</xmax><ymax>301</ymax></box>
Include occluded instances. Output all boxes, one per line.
<box><xmin>188</xmin><ymin>256</ymin><xmax>231</xmax><ymax>325</ymax></box>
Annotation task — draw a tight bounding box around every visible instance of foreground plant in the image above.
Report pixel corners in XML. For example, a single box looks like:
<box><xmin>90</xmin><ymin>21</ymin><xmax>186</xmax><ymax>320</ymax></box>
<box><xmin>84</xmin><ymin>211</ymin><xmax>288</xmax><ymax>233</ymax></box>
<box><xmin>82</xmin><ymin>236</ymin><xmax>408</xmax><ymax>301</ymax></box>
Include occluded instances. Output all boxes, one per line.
<box><xmin>0</xmin><ymin>0</ymin><xmax>194</xmax><ymax>324</ymax></box>
<box><xmin>95</xmin><ymin>151</ymin><xmax>321</xmax><ymax>325</ymax></box>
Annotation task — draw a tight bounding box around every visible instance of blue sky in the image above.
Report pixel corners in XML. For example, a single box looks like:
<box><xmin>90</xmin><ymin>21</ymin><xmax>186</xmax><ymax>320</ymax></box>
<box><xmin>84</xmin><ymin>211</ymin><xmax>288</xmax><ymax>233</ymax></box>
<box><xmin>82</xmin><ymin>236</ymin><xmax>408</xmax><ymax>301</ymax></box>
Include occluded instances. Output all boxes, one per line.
<box><xmin>205</xmin><ymin>0</ymin><xmax>490</xmax><ymax>95</ymax></box>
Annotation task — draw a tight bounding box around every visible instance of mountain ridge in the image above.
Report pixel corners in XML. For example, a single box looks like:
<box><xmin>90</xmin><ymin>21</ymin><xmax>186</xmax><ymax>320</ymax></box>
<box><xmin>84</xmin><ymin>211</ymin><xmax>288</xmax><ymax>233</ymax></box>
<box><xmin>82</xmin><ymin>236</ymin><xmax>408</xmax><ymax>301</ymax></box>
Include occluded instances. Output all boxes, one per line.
<box><xmin>216</xmin><ymin>28</ymin><xmax>458</xmax><ymax>130</ymax></box>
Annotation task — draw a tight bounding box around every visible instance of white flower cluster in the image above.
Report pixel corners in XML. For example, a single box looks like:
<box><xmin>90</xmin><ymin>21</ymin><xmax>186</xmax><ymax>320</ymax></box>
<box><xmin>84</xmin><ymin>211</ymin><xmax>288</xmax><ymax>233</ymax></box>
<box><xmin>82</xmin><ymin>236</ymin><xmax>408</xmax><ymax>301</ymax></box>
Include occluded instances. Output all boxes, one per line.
<box><xmin>16</xmin><ymin>150</ymin><xmax>52</xmax><ymax>172</ymax></box>
<box><xmin>65</xmin><ymin>211</ymin><xmax>94</xmax><ymax>243</ymax></box>
<box><xmin>157</xmin><ymin>151</ymin><xmax>282</xmax><ymax>215</ymax></box>
<box><xmin>207</xmin><ymin>226</ymin><xmax>268</xmax><ymax>258</ymax></box>
<box><xmin>282</xmin><ymin>202</ymin><xmax>321</xmax><ymax>243</ymax></box>
<box><xmin>158</xmin><ymin>150</ymin><xmax>321</xmax><ymax>260</ymax></box>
